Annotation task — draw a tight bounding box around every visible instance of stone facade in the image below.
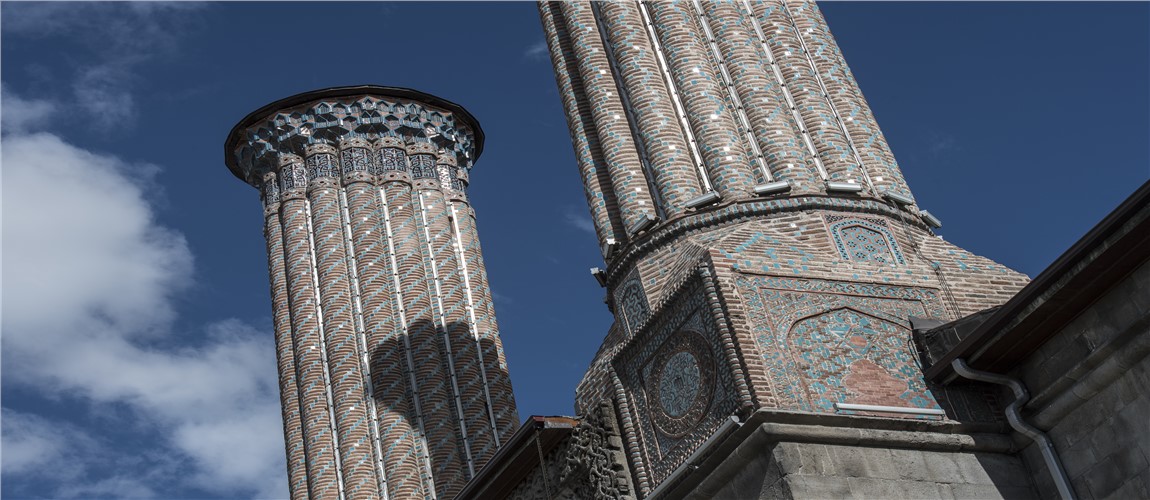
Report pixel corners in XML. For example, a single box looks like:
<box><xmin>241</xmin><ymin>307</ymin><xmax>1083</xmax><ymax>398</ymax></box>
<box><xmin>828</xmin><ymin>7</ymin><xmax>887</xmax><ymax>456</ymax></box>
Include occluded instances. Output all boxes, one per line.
<box><xmin>919</xmin><ymin>182</ymin><xmax>1150</xmax><ymax>500</ymax></box>
<box><xmin>225</xmin><ymin>87</ymin><xmax>518</xmax><ymax>499</ymax></box>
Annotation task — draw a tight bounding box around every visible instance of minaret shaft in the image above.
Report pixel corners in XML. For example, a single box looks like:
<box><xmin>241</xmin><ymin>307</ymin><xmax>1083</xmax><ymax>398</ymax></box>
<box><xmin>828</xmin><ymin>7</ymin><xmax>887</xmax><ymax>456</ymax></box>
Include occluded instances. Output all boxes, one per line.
<box><xmin>226</xmin><ymin>87</ymin><xmax>518</xmax><ymax>500</ymax></box>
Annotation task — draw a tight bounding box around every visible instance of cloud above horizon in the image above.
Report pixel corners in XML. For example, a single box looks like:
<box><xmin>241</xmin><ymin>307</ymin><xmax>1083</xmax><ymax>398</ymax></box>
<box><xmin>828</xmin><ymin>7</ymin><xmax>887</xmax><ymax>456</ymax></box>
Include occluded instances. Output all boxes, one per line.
<box><xmin>1</xmin><ymin>89</ymin><xmax>287</xmax><ymax>498</ymax></box>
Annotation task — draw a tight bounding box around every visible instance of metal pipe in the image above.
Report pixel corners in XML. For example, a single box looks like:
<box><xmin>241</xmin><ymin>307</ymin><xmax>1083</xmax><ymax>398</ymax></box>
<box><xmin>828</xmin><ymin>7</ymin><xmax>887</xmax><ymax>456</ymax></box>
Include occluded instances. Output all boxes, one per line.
<box><xmin>951</xmin><ymin>358</ymin><xmax>1077</xmax><ymax>500</ymax></box>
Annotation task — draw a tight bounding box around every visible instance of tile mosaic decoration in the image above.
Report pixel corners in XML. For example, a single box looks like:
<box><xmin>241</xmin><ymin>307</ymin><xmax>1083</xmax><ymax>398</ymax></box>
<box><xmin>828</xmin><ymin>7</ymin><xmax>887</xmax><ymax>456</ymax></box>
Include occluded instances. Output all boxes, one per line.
<box><xmin>735</xmin><ymin>273</ymin><xmax>943</xmax><ymax>414</ymax></box>
<box><xmin>825</xmin><ymin>213</ymin><xmax>906</xmax><ymax>265</ymax></box>
<box><xmin>613</xmin><ymin>274</ymin><xmax>738</xmax><ymax>487</ymax></box>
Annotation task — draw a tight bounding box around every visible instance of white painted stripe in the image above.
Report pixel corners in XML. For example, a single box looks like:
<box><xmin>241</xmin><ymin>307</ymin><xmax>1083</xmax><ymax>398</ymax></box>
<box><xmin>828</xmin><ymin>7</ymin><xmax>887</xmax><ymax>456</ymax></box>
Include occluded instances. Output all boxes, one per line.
<box><xmin>834</xmin><ymin>402</ymin><xmax>946</xmax><ymax>416</ymax></box>
<box><xmin>449</xmin><ymin>201</ymin><xmax>502</xmax><ymax>448</ymax></box>
<box><xmin>416</xmin><ymin>191</ymin><xmax>476</xmax><ymax>477</ymax></box>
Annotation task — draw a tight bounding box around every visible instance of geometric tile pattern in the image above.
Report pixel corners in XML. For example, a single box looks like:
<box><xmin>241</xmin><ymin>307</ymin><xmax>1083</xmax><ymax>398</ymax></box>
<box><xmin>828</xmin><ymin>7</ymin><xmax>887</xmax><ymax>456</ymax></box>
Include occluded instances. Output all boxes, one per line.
<box><xmin>826</xmin><ymin>214</ymin><xmax>906</xmax><ymax>265</ymax></box>
<box><xmin>615</xmin><ymin>267</ymin><xmax>650</xmax><ymax>337</ymax></box>
<box><xmin>614</xmin><ymin>275</ymin><xmax>739</xmax><ymax>488</ymax></box>
<box><xmin>735</xmin><ymin>274</ymin><xmax>943</xmax><ymax>413</ymax></box>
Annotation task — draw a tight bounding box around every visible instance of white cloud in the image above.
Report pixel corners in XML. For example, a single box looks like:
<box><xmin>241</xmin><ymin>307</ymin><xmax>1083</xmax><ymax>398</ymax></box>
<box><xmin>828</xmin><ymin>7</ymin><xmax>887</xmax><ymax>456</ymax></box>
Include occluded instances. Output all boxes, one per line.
<box><xmin>1</xmin><ymin>84</ymin><xmax>57</xmax><ymax>134</ymax></box>
<box><xmin>562</xmin><ymin>205</ymin><xmax>597</xmax><ymax>235</ymax></box>
<box><xmin>0</xmin><ymin>2</ymin><xmax>202</xmax><ymax>129</ymax></box>
<box><xmin>524</xmin><ymin>40</ymin><xmax>549</xmax><ymax>60</ymax></box>
<box><xmin>1</xmin><ymin>104</ymin><xmax>287</xmax><ymax>498</ymax></box>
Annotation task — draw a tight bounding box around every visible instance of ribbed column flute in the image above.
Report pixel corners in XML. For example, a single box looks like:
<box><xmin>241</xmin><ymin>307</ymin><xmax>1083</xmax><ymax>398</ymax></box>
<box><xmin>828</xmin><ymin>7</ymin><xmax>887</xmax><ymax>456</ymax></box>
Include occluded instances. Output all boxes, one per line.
<box><xmin>598</xmin><ymin>1</ymin><xmax>702</xmax><ymax>217</ymax></box>
<box><xmin>226</xmin><ymin>86</ymin><xmax>519</xmax><ymax>499</ymax></box>
<box><xmin>278</xmin><ymin>155</ymin><xmax>342</xmax><ymax>499</ymax></box>
<box><xmin>752</xmin><ymin>0</ymin><xmax>860</xmax><ymax>184</ymax></box>
<box><xmin>397</xmin><ymin>144</ymin><xmax>469</xmax><ymax>499</ymax></box>
<box><xmin>452</xmin><ymin>203</ymin><xmax>518</xmax><ymax>440</ymax></box>
<box><xmin>376</xmin><ymin>137</ymin><xmax>439</xmax><ymax>497</ymax></box>
<box><xmin>539</xmin><ymin>2</ymin><xmax>624</xmax><ymax>250</ymax></box>
<box><xmin>430</xmin><ymin>153</ymin><xmax>501</xmax><ymax>466</ymax></box>
<box><xmin>304</xmin><ymin>144</ymin><xmax>382</xmax><ymax>499</ymax></box>
<box><xmin>791</xmin><ymin>0</ymin><xmax>911</xmax><ymax>198</ymax></box>
<box><xmin>341</xmin><ymin>138</ymin><xmax>425</xmax><ymax>499</ymax></box>
<box><xmin>646</xmin><ymin>0</ymin><xmax>758</xmax><ymax>201</ymax></box>
<box><xmin>703</xmin><ymin>0</ymin><xmax>821</xmax><ymax>193</ymax></box>
<box><xmin>417</xmin><ymin>152</ymin><xmax>487</xmax><ymax>475</ymax></box>
<box><xmin>261</xmin><ymin>171</ymin><xmax>309</xmax><ymax>500</ymax></box>
<box><xmin>559</xmin><ymin>1</ymin><xmax>656</xmax><ymax>235</ymax></box>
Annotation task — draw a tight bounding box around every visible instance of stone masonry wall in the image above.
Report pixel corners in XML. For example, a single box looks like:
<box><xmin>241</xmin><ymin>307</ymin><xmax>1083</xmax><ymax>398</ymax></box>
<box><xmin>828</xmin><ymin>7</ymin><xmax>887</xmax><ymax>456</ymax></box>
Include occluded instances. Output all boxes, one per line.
<box><xmin>1014</xmin><ymin>260</ymin><xmax>1150</xmax><ymax>499</ymax></box>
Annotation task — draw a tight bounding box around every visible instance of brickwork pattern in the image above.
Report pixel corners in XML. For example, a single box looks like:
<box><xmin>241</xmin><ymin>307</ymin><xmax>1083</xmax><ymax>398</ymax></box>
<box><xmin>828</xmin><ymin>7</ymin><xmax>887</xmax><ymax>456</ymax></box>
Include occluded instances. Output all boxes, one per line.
<box><xmin>229</xmin><ymin>91</ymin><xmax>518</xmax><ymax>499</ymax></box>
<box><xmin>703</xmin><ymin>0</ymin><xmax>821</xmax><ymax>193</ymax></box>
<box><xmin>613</xmin><ymin>273</ymin><xmax>741</xmax><ymax>488</ymax></box>
<box><xmin>647</xmin><ymin>1</ymin><xmax>757</xmax><ymax>201</ymax></box>
<box><xmin>597</xmin><ymin>1</ymin><xmax>703</xmax><ymax>217</ymax></box>
<box><xmin>538</xmin><ymin>2</ymin><xmax>624</xmax><ymax>251</ymax></box>
<box><xmin>261</xmin><ymin>174</ymin><xmax>309</xmax><ymax>500</ymax></box>
<box><xmin>558</xmin><ymin>1</ymin><xmax>655</xmax><ymax>234</ymax></box>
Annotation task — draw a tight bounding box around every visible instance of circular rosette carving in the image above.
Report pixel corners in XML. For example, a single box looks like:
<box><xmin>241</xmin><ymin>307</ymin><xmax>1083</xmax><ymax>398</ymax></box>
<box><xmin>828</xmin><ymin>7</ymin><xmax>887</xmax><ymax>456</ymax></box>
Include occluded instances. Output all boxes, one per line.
<box><xmin>648</xmin><ymin>331</ymin><xmax>714</xmax><ymax>437</ymax></box>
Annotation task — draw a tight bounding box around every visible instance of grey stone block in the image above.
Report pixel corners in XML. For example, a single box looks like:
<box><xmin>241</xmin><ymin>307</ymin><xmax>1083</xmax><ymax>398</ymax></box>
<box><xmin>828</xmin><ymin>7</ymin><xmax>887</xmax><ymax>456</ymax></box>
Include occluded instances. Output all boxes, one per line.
<box><xmin>771</xmin><ymin>442</ymin><xmax>804</xmax><ymax>475</ymax></box>
<box><xmin>1084</xmin><ymin>456</ymin><xmax>1127</xmax><ymax>499</ymax></box>
<box><xmin>828</xmin><ymin>445</ymin><xmax>870</xmax><ymax>478</ymax></box>
<box><xmin>977</xmin><ymin>452</ymin><xmax>1032</xmax><ymax>487</ymax></box>
<box><xmin>1060</xmin><ymin>438</ymin><xmax>1099</xmax><ymax>478</ymax></box>
<box><xmin>1101</xmin><ymin>473</ymin><xmax>1149</xmax><ymax>500</ymax></box>
<box><xmin>888</xmin><ymin>448</ymin><xmax>929</xmax><ymax>482</ymax></box>
<box><xmin>784</xmin><ymin>475</ymin><xmax>850</xmax><ymax>499</ymax></box>
<box><xmin>922</xmin><ymin>450</ymin><xmax>969</xmax><ymax>484</ymax></box>
<box><xmin>948</xmin><ymin>482</ymin><xmax>1031</xmax><ymax>500</ymax></box>
<box><xmin>844</xmin><ymin>477</ymin><xmax>946</xmax><ymax>499</ymax></box>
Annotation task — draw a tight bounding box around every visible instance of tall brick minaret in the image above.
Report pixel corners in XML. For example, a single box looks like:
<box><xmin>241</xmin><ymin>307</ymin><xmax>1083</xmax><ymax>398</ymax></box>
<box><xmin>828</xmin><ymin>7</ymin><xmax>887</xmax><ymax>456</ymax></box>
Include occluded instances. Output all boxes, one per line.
<box><xmin>225</xmin><ymin>86</ymin><xmax>517</xmax><ymax>500</ymax></box>
<box><xmin>541</xmin><ymin>1</ymin><xmax>1032</xmax><ymax>495</ymax></box>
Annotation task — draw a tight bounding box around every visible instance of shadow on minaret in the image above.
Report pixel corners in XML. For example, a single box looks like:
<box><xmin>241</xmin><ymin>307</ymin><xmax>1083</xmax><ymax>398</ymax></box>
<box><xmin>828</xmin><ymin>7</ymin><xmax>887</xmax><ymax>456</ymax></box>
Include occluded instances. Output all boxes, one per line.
<box><xmin>368</xmin><ymin>318</ymin><xmax>512</xmax><ymax>498</ymax></box>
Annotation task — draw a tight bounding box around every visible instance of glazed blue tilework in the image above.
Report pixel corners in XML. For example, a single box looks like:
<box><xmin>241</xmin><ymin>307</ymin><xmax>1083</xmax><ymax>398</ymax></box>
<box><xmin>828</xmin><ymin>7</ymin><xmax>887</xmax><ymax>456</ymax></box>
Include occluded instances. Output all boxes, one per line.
<box><xmin>735</xmin><ymin>274</ymin><xmax>944</xmax><ymax>413</ymax></box>
<box><xmin>615</xmin><ymin>267</ymin><xmax>651</xmax><ymax>336</ymax></box>
<box><xmin>826</xmin><ymin>214</ymin><xmax>905</xmax><ymax>265</ymax></box>
<box><xmin>613</xmin><ymin>275</ymin><xmax>738</xmax><ymax>487</ymax></box>
<box><xmin>790</xmin><ymin>308</ymin><xmax>938</xmax><ymax>412</ymax></box>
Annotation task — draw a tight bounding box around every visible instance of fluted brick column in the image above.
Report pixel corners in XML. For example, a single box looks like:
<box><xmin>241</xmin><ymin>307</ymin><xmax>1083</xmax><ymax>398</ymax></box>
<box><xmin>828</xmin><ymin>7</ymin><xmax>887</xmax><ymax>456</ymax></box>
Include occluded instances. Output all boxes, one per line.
<box><xmin>261</xmin><ymin>171</ymin><xmax>309</xmax><ymax>500</ymax></box>
<box><xmin>278</xmin><ymin>154</ymin><xmax>342</xmax><ymax>499</ymax></box>
<box><xmin>559</xmin><ymin>1</ymin><xmax>656</xmax><ymax>236</ymax></box>
<box><xmin>792</xmin><ymin>0</ymin><xmax>911</xmax><ymax>199</ymax></box>
<box><xmin>539</xmin><ymin>2</ymin><xmax>624</xmax><ymax>252</ymax></box>
<box><xmin>341</xmin><ymin>138</ymin><xmax>425</xmax><ymax>499</ymax></box>
<box><xmin>703</xmin><ymin>0</ymin><xmax>822</xmax><ymax>194</ymax></box>
<box><xmin>225</xmin><ymin>86</ymin><xmax>518</xmax><ymax>499</ymax></box>
<box><xmin>752</xmin><ymin>0</ymin><xmax>861</xmax><ymax>185</ymax></box>
<box><xmin>598</xmin><ymin>1</ymin><xmax>703</xmax><ymax>217</ymax></box>
<box><xmin>647</xmin><ymin>0</ymin><xmax>758</xmax><ymax>201</ymax></box>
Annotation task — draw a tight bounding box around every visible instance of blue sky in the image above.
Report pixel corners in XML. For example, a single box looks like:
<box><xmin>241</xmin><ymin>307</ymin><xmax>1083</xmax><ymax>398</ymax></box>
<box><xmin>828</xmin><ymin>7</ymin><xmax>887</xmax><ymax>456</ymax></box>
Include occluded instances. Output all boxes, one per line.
<box><xmin>2</xmin><ymin>2</ymin><xmax>1147</xmax><ymax>498</ymax></box>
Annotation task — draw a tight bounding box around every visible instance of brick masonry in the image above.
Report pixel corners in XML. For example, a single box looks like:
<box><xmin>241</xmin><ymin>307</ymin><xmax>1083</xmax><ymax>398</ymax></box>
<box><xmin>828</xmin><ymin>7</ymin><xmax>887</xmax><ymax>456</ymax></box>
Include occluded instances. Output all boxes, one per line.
<box><xmin>541</xmin><ymin>0</ymin><xmax>1036</xmax><ymax>496</ymax></box>
<box><xmin>226</xmin><ymin>89</ymin><xmax>518</xmax><ymax>499</ymax></box>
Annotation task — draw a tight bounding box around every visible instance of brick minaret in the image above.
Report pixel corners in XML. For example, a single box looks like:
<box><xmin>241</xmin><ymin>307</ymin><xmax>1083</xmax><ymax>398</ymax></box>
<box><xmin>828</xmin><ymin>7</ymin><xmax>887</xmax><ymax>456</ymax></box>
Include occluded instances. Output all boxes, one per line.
<box><xmin>225</xmin><ymin>86</ymin><xmax>517</xmax><ymax>500</ymax></box>
<box><xmin>541</xmin><ymin>1</ymin><xmax>1031</xmax><ymax>495</ymax></box>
